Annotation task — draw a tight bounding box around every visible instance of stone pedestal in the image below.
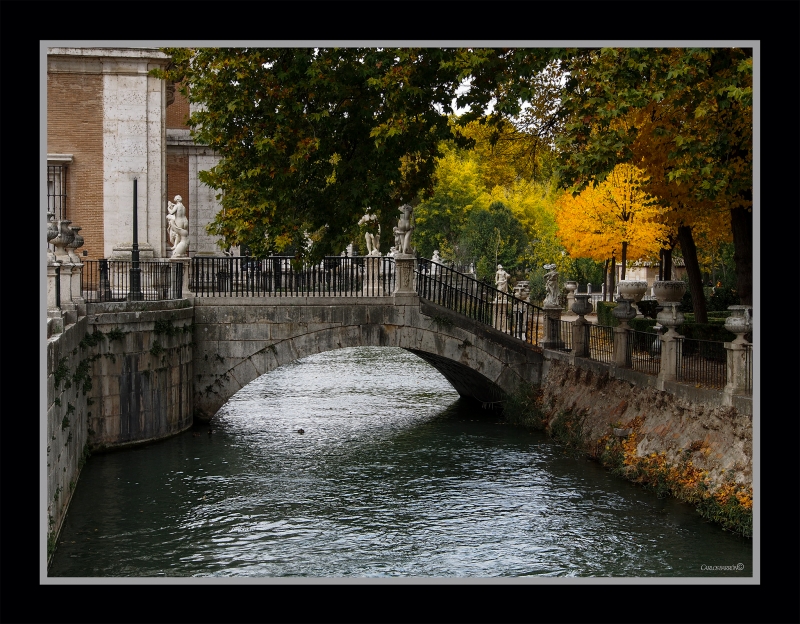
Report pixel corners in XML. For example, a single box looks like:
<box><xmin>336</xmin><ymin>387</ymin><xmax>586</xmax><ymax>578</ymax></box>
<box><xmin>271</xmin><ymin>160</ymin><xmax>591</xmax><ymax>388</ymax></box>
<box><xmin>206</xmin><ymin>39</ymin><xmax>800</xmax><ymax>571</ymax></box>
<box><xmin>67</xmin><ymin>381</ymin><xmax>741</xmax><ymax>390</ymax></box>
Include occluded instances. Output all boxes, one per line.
<box><xmin>47</xmin><ymin>262</ymin><xmax>63</xmax><ymax>320</ymax></box>
<box><xmin>492</xmin><ymin>299</ymin><xmax>510</xmax><ymax>332</ymax></box>
<box><xmin>571</xmin><ymin>294</ymin><xmax>593</xmax><ymax>357</ymax></box>
<box><xmin>723</xmin><ymin>305</ymin><xmax>753</xmax><ymax>397</ymax></box>
<box><xmin>542</xmin><ymin>305</ymin><xmax>564</xmax><ymax>349</ymax></box>
<box><xmin>656</xmin><ymin>302</ymin><xmax>684</xmax><ymax>385</ymax></box>
<box><xmin>393</xmin><ymin>254</ymin><xmax>416</xmax><ymax>296</ymax></box>
<box><xmin>169</xmin><ymin>257</ymin><xmax>191</xmax><ymax>298</ymax></box>
<box><xmin>612</xmin><ymin>298</ymin><xmax>637</xmax><ymax>367</ymax></box>
<box><xmin>572</xmin><ymin>316</ymin><xmax>589</xmax><ymax>357</ymax></box>
<box><xmin>67</xmin><ymin>261</ymin><xmax>87</xmax><ymax>318</ymax></box>
<box><xmin>110</xmin><ymin>242</ymin><xmax>156</xmax><ymax>261</ymax></box>
<box><xmin>363</xmin><ymin>255</ymin><xmax>383</xmax><ymax>296</ymax></box>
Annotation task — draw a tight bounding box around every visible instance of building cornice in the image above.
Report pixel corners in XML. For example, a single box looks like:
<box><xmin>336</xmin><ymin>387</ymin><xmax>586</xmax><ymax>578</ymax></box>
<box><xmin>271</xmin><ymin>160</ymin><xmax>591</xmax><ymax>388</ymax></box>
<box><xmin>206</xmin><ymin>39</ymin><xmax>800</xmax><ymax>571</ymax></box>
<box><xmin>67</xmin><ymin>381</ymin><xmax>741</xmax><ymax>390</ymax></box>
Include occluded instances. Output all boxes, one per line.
<box><xmin>47</xmin><ymin>47</ymin><xmax>171</xmax><ymax>75</ymax></box>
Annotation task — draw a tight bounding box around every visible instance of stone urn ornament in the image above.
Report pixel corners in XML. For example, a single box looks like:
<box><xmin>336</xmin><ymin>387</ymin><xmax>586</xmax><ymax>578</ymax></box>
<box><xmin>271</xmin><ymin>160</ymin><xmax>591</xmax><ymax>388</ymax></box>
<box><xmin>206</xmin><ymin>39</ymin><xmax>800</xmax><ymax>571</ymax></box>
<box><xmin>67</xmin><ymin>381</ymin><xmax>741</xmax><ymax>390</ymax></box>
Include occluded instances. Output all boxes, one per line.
<box><xmin>51</xmin><ymin>219</ymin><xmax>75</xmax><ymax>261</ymax></box>
<box><xmin>612</xmin><ymin>296</ymin><xmax>638</xmax><ymax>326</ymax></box>
<box><xmin>67</xmin><ymin>225</ymin><xmax>84</xmax><ymax>263</ymax></box>
<box><xmin>652</xmin><ymin>280</ymin><xmax>687</xmax><ymax>304</ymax></box>
<box><xmin>617</xmin><ymin>279</ymin><xmax>648</xmax><ymax>303</ymax></box>
<box><xmin>724</xmin><ymin>305</ymin><xmax>753</xmax><ymax>343</ymax></box>
<box><xmin>656</xmin><ymin>301</ymin><xmax>685</xmax><ymax>336</ymax></box>
<box><xmin>572</xmin><ymin>293</ymin><xmax>594</xmax><ymax>318</ymax></box>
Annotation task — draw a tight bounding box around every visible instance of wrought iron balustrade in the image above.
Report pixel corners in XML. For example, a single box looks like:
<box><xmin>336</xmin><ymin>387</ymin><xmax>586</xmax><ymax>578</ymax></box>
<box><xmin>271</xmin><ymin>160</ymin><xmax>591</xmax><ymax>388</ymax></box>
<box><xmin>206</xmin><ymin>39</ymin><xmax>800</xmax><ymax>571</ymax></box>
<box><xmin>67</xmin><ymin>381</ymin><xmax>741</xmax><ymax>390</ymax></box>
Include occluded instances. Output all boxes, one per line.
<box><xmin>676</xmin><ymin>336</ymin><xmax>727</xmax><ymax>389</ymax></box>
<box><xmin>415</xmin><ymin>259</ymin><xmax>544</xmax><ymax>347</ymax></box>
<box><xmin>626</xmin><ymin>328</ymin><xmax>662</xmax><ymax>375</ymax></box>
<box><xmin>190</xmin><ymin>255</ymin><xmax>395</xmax><ymax>297</ymax></box>
<box><xmin>82</xmin><ymin>260</ymin><xmax>183</xmax><ymax>302</ymax></box>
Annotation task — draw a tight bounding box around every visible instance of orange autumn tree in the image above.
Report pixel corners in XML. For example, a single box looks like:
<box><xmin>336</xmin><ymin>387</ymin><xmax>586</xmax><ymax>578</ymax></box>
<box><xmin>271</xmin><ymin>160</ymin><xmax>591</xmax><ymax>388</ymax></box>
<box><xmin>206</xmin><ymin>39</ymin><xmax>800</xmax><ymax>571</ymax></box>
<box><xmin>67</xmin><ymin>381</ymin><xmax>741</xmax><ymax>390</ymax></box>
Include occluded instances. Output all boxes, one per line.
<box><xmin>555</xmin><ymin>164</ymin><xmax>669</xmax><ymax>279</ymax></box>
<box><xmin>625</xmin><ymin>103</ymin><xmax>733</xmax><ymax>320</ymax></box>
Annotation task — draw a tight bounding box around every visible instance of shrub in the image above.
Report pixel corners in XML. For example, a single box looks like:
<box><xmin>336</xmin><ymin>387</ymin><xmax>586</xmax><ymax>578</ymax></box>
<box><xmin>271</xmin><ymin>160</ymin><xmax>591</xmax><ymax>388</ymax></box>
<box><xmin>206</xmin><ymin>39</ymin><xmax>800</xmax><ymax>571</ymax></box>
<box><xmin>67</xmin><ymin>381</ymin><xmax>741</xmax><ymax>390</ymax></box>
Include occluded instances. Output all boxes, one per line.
<box><xmin>596</xmin><ymin>301</ymin><xmax>617</xmax><ymax>327</ymax></box>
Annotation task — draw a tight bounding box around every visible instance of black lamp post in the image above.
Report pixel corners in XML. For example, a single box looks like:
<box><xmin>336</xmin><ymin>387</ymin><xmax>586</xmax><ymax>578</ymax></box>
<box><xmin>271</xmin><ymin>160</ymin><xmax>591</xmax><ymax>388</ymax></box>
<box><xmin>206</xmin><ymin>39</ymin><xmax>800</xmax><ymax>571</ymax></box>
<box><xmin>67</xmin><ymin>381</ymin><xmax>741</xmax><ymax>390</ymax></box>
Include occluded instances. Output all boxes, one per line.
<box><xmin>129</xmin><ymin>177</ymin><xmax>143</xmax><ymax>301</ymax></box>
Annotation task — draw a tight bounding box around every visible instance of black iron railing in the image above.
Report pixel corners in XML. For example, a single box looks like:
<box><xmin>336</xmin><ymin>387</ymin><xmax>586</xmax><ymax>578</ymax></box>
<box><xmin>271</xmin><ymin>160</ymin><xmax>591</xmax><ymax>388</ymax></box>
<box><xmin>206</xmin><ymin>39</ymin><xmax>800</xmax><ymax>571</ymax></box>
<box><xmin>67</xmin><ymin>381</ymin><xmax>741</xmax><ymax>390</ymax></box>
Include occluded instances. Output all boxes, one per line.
<box><xmin>415</xmin><ymin>259</ymin><xmax>543</xmax><ymax>346</ymax></box>
<box><xmin>82</xmin><ymin>260</ymin><xmax>183</xmax><ymax>302</ymax></box>
<box><xmin>627</xmin><ymin>328</ymin><xmax>661</xmax><ymax>375</ymax></box>
<box><xmin>588</xmin><ymin>324</ymin><xmax>614</xmax><ymax>364</ymax></box>
<box><xmin>191</xmin><ymin>255</ymin><xmax>395</xmax><ymax>297</ymax></box>
<box><xmin>676</xmin><ymin>337</ymin><xmax>727</xmax><ymax>389</ymax></box>
<box><xmin>554</xmin><ymin>319</ymin><xmax>573</xmax><ymax>352</ymax></box>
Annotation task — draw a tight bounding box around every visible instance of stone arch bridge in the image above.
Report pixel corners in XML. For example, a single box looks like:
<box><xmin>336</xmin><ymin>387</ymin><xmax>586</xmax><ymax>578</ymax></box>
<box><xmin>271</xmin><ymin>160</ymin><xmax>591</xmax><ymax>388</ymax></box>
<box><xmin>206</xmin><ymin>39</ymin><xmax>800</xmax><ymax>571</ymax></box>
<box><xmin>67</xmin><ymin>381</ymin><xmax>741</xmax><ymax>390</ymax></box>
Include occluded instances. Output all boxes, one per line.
<box><xmin>193</xmin><ymin>293</ymin><xmax>544</xmax><ymax>422</ymax></box>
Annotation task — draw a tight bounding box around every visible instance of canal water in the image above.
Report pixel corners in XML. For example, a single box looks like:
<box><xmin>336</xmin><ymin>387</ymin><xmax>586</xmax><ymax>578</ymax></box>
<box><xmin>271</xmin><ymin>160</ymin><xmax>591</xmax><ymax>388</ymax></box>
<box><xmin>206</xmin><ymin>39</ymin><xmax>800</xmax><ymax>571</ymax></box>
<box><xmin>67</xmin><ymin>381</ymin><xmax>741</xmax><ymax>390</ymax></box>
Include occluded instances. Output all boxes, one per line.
<box><xmin>49</xmin><ymin>347</ymin><xmax>753</xmax><ymax>579</ymax></box>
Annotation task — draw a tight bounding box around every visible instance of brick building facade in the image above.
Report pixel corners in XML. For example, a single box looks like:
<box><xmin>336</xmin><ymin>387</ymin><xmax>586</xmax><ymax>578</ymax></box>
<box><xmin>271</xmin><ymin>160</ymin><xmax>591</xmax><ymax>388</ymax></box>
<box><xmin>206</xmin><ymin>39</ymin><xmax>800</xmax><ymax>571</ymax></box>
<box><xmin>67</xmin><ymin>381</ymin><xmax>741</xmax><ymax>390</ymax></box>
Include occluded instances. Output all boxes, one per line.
<box><xmin>46</xmin><ymin>47</ymin><xmax>225</xmax><ymax>262</ymax></box>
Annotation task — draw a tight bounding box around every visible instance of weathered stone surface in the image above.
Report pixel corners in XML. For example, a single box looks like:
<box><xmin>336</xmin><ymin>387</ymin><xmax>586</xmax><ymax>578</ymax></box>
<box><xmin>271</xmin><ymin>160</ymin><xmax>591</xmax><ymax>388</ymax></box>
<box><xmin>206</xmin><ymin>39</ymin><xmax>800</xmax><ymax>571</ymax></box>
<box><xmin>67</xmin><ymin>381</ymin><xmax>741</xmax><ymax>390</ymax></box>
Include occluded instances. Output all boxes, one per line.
<box><xmin>539</xmin><ymin>359</ymin><xmax>752</xmax><ymax>490</ymax></box>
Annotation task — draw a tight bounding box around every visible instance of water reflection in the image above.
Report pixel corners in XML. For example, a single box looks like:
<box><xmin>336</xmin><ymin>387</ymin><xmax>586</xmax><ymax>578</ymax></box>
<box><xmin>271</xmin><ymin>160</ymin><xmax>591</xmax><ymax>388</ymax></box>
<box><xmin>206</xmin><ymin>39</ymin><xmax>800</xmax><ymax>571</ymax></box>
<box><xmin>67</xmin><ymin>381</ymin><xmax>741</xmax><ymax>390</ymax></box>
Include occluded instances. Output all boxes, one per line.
<box><xmin>49</xmin><ymin>347</ymin><xmax>752</xmax><ymax>578</ymax></box>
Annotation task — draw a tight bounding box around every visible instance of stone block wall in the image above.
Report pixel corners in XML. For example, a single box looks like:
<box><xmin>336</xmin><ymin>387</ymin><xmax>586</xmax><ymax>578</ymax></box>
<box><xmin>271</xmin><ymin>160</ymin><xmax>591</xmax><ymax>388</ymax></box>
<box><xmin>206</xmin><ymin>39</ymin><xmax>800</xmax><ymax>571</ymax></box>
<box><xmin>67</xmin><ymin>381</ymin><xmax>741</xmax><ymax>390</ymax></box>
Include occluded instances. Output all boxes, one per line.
<box><xmin>46</xmin><ymin>316</ymin><xmax>92</xmax><ymax>558</ymax></box>
<box><xmin>85</xmin><ymin>300</ymin><xmax>194</xmax><ymax>450</ymax></box>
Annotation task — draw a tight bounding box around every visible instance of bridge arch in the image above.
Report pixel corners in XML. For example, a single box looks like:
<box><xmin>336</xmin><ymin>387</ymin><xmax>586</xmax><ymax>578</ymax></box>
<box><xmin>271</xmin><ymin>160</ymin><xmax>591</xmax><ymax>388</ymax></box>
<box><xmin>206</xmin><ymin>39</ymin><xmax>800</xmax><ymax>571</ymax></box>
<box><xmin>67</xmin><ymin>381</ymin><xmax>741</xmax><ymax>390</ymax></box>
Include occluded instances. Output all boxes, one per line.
<box><xmin>192</xmin><ymin>296</ymin><xmax>544</xmax><ymax>421</ymax></box>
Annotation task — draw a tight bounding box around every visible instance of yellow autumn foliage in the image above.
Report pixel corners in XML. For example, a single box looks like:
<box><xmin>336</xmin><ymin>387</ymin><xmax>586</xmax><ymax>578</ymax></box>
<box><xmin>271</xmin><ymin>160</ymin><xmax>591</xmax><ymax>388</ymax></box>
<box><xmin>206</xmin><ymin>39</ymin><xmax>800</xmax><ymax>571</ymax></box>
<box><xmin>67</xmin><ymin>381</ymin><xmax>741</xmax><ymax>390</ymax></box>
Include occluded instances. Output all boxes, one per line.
<box><xmin>554</xmin><ymin>164</ymin><xmax>669</xmax><ymax>263</ymax></box>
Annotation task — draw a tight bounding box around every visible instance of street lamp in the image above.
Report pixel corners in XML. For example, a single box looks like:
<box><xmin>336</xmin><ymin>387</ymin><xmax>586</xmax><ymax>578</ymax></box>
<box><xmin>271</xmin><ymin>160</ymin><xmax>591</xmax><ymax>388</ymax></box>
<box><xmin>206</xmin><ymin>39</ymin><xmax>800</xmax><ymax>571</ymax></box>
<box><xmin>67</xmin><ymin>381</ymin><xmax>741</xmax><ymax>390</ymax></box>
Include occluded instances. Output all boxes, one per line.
<box><xmin>129</xmin><ymin>177</ymin><xmax>143</xmax><ymax>301</ymax></box>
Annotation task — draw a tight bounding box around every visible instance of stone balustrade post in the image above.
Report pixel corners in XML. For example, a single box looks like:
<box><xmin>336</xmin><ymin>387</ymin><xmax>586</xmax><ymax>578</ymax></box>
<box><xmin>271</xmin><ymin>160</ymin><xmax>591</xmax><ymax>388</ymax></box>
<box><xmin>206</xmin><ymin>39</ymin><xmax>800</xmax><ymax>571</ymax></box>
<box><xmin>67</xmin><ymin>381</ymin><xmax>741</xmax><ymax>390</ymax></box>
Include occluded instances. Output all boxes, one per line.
<box><xmin>169</xmin><ymin>257</ymin><xmax>191</xmax><ymax>298</ymax></box>
<box><xmin>542</xmin><ymin>306</ymin><xmax>564</xmax><ymax>349</ymax></box>
<box><xmin>613</xmin><ymin>324</ymin><xmax>629</xmax><ymax>367</ymax></box>
<box><xmin>392</xmin><ymin>254</ymin><xmax>416</xmax><ymax>304</ymax></box>
<box><xmin>612</xmin><ymin>297</ymin><xmax>637</xmax><ymax>367</ymax></box>
<box><xmin>723</xmin><ymin>305</ymin><xmax>753</xmax><ymax>398</ymax></box>
<box><xmin>571</xmin><ymin>293</ymin><xmax>593</xmax><ymax>357</ymax></box>
<box><xmin>572</xmin><ymin>316</ymin><xmax>589</xmax><ymax>357</ymax></box>
<box><xmin>656</xmin><ymin>302</ymin><xmax>685</xmax><ymax>387</ymax></box>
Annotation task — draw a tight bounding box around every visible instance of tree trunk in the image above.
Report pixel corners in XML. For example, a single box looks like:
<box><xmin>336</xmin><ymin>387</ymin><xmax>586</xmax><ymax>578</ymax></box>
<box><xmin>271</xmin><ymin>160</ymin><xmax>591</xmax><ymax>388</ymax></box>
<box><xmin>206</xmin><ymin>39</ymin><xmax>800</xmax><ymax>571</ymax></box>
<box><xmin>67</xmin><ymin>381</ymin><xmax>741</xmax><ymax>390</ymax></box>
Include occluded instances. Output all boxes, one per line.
<box><xmin>620</xmin><ymin>241</ymin><xmax>627</xmax><ymax>280</ymax></box>
<box><xmin>602</xmin><ymin>259</ymin><xmax>609</xmax><ymax>301</ymax></box>
<box><xmin>677</xmin><ymin>225</ymin><xmax>707</xmax><ymax>324</ymax></box>
<box><xmin>662</xmin><ymin>247</ymin><xmax>673</xmax><ymax>280</ymax></box>
<box><xmin>610</xmin><ymin>254</ymin><xmax>616</xmax><ymax>299</ymax></box>
<box><xmin>730</xmin><ymin>205</ymin><xmax>752</xmax><ymax>305</ymax></box>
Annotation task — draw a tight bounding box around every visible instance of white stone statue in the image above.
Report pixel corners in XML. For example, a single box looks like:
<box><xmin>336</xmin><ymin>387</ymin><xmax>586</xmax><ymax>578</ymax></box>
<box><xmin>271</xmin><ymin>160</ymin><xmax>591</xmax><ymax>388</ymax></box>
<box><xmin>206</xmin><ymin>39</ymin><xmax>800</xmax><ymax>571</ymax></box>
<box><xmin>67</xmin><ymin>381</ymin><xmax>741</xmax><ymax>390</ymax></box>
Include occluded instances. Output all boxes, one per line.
<box><xmin>167</xmin><ymin>195</ymin><xmax>189</xmax><ymax>258</ymax></box>
<box><xmin>495</xmin><ymin>264</ymin><xmax>510</xmax><ymax>294</ymax></box>
<box><xmin>543</xmin><ymin>263</ymin><xmax>559</xmax><ymax>307</ymax></box>
<box><xmin>431</xmin><ymin>250</ymin><xmax>442</xmax><ymax>264</ymax></box>
<box><xmin>395</xmin><ymin>204</ymin><xmax>414</xmax><ymax>255</ymax></box>
<box><xmin>365</xmin><ymin>230</ymin><xmax>381</xmax><ymax>256</ymax></box>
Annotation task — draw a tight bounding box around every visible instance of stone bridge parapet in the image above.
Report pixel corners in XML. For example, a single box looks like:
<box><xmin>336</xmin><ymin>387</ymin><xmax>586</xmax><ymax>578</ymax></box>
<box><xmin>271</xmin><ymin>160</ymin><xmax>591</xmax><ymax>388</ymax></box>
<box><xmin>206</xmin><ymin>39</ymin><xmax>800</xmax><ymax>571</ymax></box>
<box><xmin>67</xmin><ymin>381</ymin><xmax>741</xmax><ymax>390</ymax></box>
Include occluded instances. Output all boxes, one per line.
<box><xmin>192</xmin><ymin>294</ymin><xmax>545</xmax><ymax>421</ymax></box>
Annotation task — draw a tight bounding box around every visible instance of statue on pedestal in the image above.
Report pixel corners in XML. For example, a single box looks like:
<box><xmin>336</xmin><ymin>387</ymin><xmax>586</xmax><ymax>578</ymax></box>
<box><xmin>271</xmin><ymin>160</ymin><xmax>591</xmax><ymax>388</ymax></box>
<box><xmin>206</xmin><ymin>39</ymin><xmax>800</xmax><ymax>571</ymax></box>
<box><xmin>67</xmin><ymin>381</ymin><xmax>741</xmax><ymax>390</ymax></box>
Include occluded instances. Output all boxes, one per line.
<box><xmin>394</xmin><ymin>204</ymin><xmax>415</xmax><ymax>255</ymax></box>
<box><xmin>543</xmin><ymin>263</ymin><xmax>559</xmax><ymax>307</ymax></box>
<box><xmin>495</xmin><ymin>264</ymin><xmax>510</xmax><ymax>294</ymax></box>
<box><xmin>167</xmin><ymin>195</ymin><xmax>189</xmax><ymax>258</ymax></box>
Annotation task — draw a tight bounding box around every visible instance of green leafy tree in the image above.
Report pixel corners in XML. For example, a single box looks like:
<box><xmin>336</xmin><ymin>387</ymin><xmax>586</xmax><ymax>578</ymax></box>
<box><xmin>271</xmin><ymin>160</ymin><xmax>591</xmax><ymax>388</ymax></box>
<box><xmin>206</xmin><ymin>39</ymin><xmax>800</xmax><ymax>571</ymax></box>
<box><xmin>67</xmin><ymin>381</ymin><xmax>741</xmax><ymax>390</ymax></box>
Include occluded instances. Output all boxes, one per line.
<box><xmin>413</xmin><ymin>143</ymin><xmax>490</xmax><ymax>260</ymax></box>
<box><xmin>154</xmin><ymin>47</ymin><xmax>471</xmax><ymax>259</ymax></box>
<box><xmin>459</xmin><ymin>201</ymin><xmax>529</xmax><ymax>280</ymax></box>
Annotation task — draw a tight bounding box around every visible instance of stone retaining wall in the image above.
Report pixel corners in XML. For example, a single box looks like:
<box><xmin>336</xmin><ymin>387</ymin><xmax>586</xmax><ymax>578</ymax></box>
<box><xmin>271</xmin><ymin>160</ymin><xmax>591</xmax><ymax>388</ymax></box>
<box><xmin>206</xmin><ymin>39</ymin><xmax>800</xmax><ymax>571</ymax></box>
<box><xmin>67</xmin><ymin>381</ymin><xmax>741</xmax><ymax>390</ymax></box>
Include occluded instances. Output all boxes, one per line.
<box><xmin>538</xmin><ymin>357</ymin><xmax>753</xmax><ymax>491</ymax></box>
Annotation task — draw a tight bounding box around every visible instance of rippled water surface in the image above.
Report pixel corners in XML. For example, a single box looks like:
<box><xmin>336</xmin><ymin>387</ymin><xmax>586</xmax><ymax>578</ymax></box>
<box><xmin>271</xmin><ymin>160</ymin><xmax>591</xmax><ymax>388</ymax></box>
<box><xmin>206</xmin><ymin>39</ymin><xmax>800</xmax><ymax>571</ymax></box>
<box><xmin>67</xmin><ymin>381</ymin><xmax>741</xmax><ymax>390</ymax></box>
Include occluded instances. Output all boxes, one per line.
<box><xmin>49</xmin><ymin>347</ymin><xmax>753</xmax><ymax>578</ymax></box>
